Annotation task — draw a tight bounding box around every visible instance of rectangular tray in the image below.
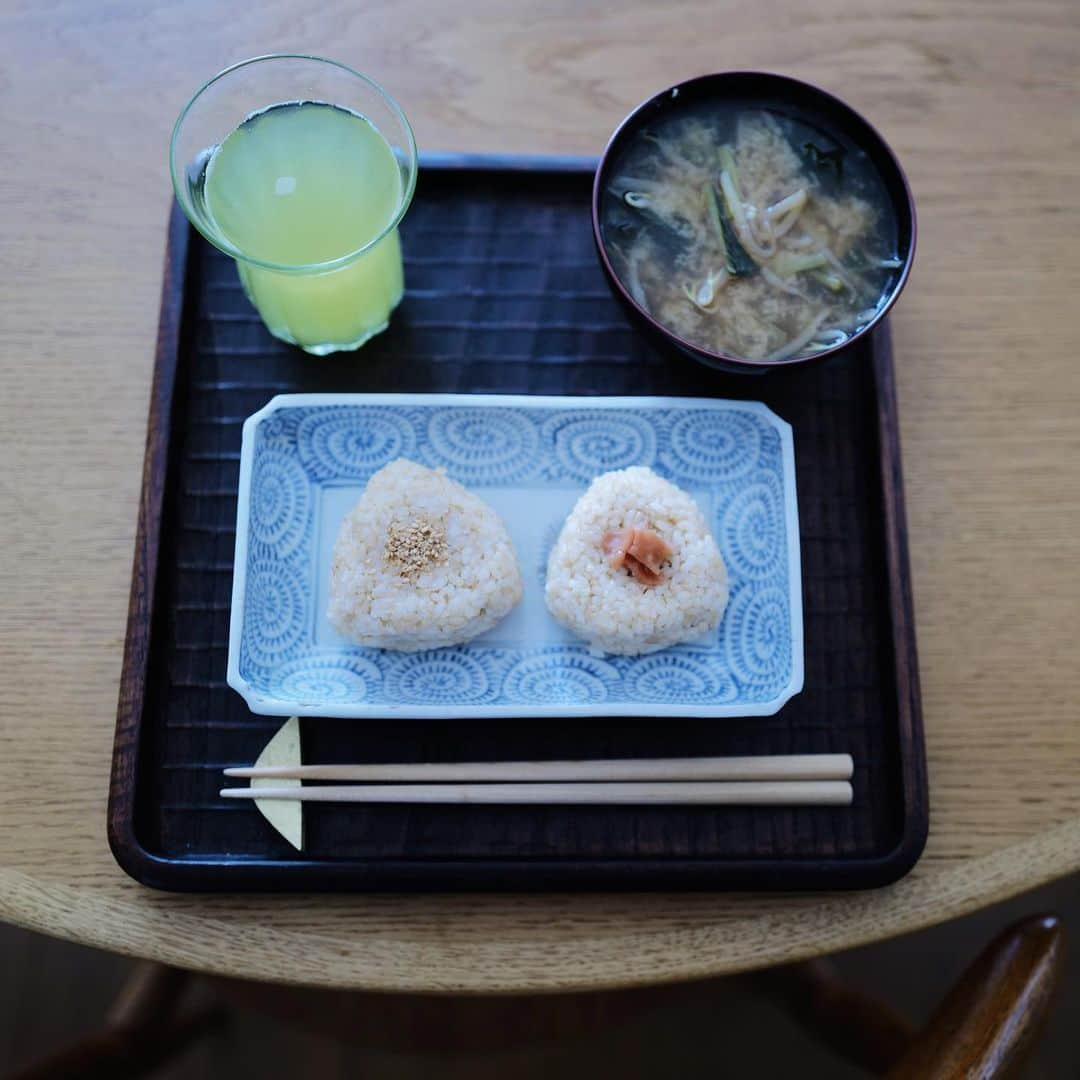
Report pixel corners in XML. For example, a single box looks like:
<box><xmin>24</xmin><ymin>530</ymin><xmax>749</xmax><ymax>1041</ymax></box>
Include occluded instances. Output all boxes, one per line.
<box><xmin>108</xmin><ymin>154</ymin><xmax>927</xmax><ymax>891</ymax></box>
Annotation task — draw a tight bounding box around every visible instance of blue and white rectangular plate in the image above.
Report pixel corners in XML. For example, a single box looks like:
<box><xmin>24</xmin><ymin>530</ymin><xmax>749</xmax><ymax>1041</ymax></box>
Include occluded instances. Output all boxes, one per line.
<box><xmin>228</xmin><ymin>394</ymin><xmax>803</xmax><ymax>719</ymax></box>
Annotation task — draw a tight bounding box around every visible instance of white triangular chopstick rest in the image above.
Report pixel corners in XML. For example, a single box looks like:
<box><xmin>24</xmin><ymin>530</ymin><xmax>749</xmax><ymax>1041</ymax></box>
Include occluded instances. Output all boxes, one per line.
<box><xmin>251</xmin><ymin>716</ymin><xmax>303</xmax><ymax>851</ymax></box>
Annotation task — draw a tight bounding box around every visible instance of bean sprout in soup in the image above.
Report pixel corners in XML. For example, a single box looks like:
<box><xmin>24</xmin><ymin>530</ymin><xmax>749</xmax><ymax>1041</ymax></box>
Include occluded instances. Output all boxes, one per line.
<box><xmin>601</xmin><ymin>105</ymin><xmax>902</xmax><ymax>362</ymax></box>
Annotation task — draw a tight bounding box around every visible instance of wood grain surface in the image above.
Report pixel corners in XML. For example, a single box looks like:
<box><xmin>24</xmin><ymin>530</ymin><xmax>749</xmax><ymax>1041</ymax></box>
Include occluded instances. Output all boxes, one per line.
<box><xmin>0</xmin><ymin>0</ymin><xmax>1078</xmax><ymax>992</ymax></box>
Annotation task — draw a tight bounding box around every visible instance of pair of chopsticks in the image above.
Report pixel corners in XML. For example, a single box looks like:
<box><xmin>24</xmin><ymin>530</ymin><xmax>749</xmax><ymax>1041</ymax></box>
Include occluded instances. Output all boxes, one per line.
<box><xmin>221</xmin><ymin>753</ymin><xmax>853</xmax><ymax>806</ymax></box>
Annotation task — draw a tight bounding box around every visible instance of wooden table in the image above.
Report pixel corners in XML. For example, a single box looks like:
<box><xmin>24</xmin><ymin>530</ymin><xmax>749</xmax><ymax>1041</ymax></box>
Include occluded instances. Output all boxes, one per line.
<box><xmin>1</xmin><ymin>0</ymin><xmax>1078</xmax><ymax>994</ymax></box>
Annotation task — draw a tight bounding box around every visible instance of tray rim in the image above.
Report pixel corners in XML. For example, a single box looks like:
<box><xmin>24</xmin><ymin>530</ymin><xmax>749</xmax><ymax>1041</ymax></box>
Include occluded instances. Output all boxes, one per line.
<box><xmin>226</xmin><ymin>392</ymin><xmax>805</xmax><ymax>720</ymax></box>
<box><xmin>107</xmin><ymin>156</ymin><xmax>927</xmax><ymax>892</ymax></box>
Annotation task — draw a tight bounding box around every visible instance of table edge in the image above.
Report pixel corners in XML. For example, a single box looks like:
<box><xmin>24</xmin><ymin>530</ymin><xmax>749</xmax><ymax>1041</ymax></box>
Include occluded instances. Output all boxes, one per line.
<box><xmin>2</xmin><ymin>820</ymin><xmax>1078</xmax><ymax>994</ymax></box>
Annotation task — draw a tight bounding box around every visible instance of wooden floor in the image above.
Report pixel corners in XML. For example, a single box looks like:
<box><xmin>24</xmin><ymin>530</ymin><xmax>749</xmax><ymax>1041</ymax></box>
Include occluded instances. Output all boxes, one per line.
<box><xmin>2</xmin><ymin>874</ymin><xmax>1079</xmax><ymax>1078</ymax></box>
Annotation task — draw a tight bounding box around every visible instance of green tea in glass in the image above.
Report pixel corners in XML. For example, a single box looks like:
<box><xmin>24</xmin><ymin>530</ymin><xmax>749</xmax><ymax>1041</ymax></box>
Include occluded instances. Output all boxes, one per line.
<box><xmin>171</xmin><ymin>55</ymin><xmax>417</xmax><ymax>354</ymax></box>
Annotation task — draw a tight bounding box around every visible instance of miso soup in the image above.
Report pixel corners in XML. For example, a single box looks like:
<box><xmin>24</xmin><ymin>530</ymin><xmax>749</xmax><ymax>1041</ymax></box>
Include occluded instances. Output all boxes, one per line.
<box><xmin>601</xmin><ymin>104</ymin><xmax>902</xmax><ymax>362</ymax></box>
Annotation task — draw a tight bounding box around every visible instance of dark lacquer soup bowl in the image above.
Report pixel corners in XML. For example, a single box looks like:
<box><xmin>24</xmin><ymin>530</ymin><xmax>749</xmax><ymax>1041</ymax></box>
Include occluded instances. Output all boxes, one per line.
<box><xmin>592</xmin><ymin>72</ymin><xmax>916</xmax><ymax>375</ymax></box>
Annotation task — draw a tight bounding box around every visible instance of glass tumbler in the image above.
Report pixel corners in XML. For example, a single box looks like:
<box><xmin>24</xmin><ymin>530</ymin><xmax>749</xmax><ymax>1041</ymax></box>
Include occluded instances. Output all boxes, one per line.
<box><xmin>170</xmin><ymin>54</ymin><xmax>417</xmax><ymax>355</ymax></box>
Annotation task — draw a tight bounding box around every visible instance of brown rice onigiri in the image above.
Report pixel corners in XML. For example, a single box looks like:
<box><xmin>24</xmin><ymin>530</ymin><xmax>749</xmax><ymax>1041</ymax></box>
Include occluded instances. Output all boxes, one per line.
<box><xmin>328</xmin><ymin>459</ymin><xmax>523</xmax><ymax>650</ymax></box>
<box><xmin>544</xmin><ymin>466</ymin><xmax>728</xmax><ymax>656</ymax></box>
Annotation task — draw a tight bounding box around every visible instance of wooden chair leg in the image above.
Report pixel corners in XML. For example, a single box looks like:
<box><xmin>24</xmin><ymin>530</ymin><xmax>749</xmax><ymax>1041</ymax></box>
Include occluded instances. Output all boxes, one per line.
<box><xmin>750</xmin><ymin>956</ymin><xmax>916</xmax><ymax>1074</ymax></box>
<box><xmin>757</xmin><ymin>913</ymin><xmax>1065</xmax><ymax>1080</ymax></box>
<box><xmin>886</xmin><ymin>914</ymin><xmax>1064</xmax><ymax>1080</ymax></box>
<box><xmin>104</xmin><ymin>961</ymin><xmax>188</xmax><ymax>1029</ymax></box>
<box><xmin>6</xmin><ymin>962</ymin><xmax>226</xmax><ymax>1080</ymax></box>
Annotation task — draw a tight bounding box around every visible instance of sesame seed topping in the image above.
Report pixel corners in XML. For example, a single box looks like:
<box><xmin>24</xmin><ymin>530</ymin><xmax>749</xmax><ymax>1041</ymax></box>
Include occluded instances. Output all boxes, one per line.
<box><xmin>383</xmin><ymin>516</ymin><xmax>448</xmax><ymax>578</ymax></box>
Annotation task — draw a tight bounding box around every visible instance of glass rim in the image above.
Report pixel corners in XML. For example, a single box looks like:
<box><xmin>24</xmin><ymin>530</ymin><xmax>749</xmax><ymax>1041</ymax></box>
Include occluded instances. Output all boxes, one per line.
<box><xmin>169</xmin><ymin>53</ymin><xmax>418</xmax><ymax>274</ymax></box>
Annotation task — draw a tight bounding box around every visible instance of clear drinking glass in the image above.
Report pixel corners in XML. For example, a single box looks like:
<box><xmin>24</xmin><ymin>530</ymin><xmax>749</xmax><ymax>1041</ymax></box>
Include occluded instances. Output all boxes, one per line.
<box><xmin>170</xmin><ymin>55</ymin><xmax>417</xmax><ymax>355</ymax></box>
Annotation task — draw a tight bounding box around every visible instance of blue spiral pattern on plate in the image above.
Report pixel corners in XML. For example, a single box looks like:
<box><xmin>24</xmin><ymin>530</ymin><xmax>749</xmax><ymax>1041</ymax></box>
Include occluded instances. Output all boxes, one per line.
<box><xmin>235</xmin><ymin>401</ymin><xmax>799</xmax><ymax>712</ymax></box>
<box><xmin>546</xmin><ymin>412</ymin><xmax>657</xmax><ymax>482</ymax></box>
<box><xmin>425</xmin><ymin>407</ymin><xmax>539</xmax><ymax>484</ymax></box>
<box><xmin>503</xmin><ymin>651</ymin><xmax>618</xmax><ymax>705</ymax></box>
<box><xmin>384</xmin><ymin>650</ymin><xmax>493</xmax><ymax>704</ymax></box>
<box><xmin>249</xmin><ymin>450</ymin><xmax>311</xmax><ymax>556</ymax></box>
<box><xmin>628</xmin><ymin>652</ymin><xmax>737</xmax><ymax>704</ymax></box>
<box><xmin>256</xmin><ymin>409</ymin><xmax>300</xmax><ymax>450</ymax></box>
<box><xmin>664</xmin><ymin>410</ymin><xmax>763</xmax><ymax>481</ymax></box>
<box><xmin>275</xmin><ymin>655</ymin><xmax>382</xmax><ymax>704</ymax></box>
<box><xmin>295</xmin><ymin>407</ymin><xmax>415</xmax><ymax>480</ymax></box>
<box><xmin>718</xmin><ymin>470</ymin><xmax>786</xmax><ymax>581</ymax></box>
<box><xmin>242</xmin><ymin>560</ymin><xmax>308</xmax><ymax>668</ymax></box>
<box><xmin>723</xmin><ymin>584</ymin><xmax>791</xmax><ymax>691</ymax></box>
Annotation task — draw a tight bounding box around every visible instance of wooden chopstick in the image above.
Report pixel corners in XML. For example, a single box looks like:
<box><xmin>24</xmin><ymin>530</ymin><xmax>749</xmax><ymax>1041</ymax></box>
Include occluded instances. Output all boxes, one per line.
<box><xmin>221</xmin><ymin>780</ymin><xmax>853</xmax><ymax>806</ymax></box>
<box><xmin>224</xmin><ymin>753</ymin><xmax>853</xmax><ymax>784</ymax></box>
